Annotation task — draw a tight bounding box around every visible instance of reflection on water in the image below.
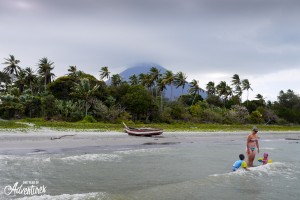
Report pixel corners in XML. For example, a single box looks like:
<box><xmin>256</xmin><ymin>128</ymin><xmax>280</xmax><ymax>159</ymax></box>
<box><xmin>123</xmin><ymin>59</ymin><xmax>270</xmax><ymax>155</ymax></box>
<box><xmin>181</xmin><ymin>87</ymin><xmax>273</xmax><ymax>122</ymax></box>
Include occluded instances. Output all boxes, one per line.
<box><xmin>0</xmin><ymin>136</ymin><xmax>300</xmax><ymax>200</ymax></box>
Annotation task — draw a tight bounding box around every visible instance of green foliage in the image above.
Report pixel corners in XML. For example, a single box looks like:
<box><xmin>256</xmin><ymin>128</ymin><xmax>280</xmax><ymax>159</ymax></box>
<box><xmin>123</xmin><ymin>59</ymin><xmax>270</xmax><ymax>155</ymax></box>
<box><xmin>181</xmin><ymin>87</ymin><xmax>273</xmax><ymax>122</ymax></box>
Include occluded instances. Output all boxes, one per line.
<box><xmin>48</xmin><ymin>76</ymin><xmax>75</xmax><ymax>100</ymax></box>
<box><xmin>41</xmin><ymin>94</ymin><xmax>56</xmax><ymax>119</ymax></box>
<box><xmin>225</xmin><ymin>105</ymin><xmax>249</xmax><ymax>124</ymax></box>
<box><xmin>0</xmin><ymin>94</ymin><xmax>23</xmax><ymax>119</ymax></box>
<box><xmin>273</xmin><ymin>90</ymin><xmax>300</xmax><ymax>124</ymax></box>
<box><xmin>1</xmin><ymin>55</ymin><xmax>300</xmax><ymax>125</ymax></box>
<box><xmin>19</xmin><ymin>94</ymin><xmax>41</xmax><ymax>118</ymax></box>
<box><xmin>81</xmin><ymin>115</ymin><xmax>97</xmax><ymax>123</ymax></box>
<box><xmin>55</xmin><ymin>100</ymin><xmax>84</xmax><ymax>121</ymax></box>
<box><xmin>121</xmin><ymin>85</ymin><xmax>152</xmax><ymax>120</ymax></box>
<box><xmin>0</xmin><ymin>120</ymin><xmax>28</xmax><ymax>129</ymax></box>
<box><xmin>249</xmin><ymin>110</ymin><xmax>264</xmax><ymax>124</ymax></box>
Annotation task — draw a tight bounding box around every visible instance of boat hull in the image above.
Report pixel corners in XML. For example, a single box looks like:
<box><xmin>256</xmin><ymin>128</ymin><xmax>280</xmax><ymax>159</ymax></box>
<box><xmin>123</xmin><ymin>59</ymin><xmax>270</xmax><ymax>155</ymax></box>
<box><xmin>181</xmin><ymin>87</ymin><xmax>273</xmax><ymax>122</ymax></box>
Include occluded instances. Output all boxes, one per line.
<box><xmin>124</xmin><ymin>128</ymin><xmax>163</xmax><ymax>137</ymax></box>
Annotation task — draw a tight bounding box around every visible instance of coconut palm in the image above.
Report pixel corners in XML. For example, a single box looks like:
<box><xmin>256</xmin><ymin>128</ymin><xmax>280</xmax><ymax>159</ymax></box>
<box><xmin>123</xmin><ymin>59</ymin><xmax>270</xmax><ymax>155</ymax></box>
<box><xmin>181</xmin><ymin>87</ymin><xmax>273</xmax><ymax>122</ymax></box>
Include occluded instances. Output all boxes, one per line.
<box><xmin>162</xmin><ymin>70</ymin><xmax>175</xmax><ymax>101</ymax></box>
<box><xmin>138</xmin><ymin>73</ymin><xmax>150</xmax><ymax>88</ymax></box>
<box><xmin>72</xmin><ymin>78</ymin><xmax>99</xmax><ymax>116</ymax></box>
<box><xmin>255</xmin><ymin>93</ymin><xmax>266</xmax><ymax>106</ymax></box>
<box><xmin>216</xmin><ymin>81</ymin><xmax>227</xmax><ymax>98</ymax></box>
<box><xmin>174</xmin><ymin>71</ymin><xmax>188</xmax><ymax>95</ymax></box>
<box><xmin>149</xmin><ymin>67</ymin><xmax>160</xmax><ymax>97</ymax></box>
<box><xmin>189</xmin><ymin>79</ymin><xmax>204</xmax><ymax>105</ymax></box>
<box><xmin>67</xmin><ymin>66</ymin><xmax>77</xmax><ymax>76</ymax></box>
<box><xmin>157</xmin><ymin>77</ymin><xmax>167</xmax><ymax>112</ymax></box>
<box><xmin>37</xmin><ymin>57</ymin><xmax>55</xmax><ymax>91</ymax></box>
<box><xmin>2</xmin><ymin>55</ymin><xmax>21</xmax><ymax>79</ymax></box>
<box><xmin>206</xmin><ymin>81</ymin><xmax>216</xmax><ymax>96</ymax></box>
<box><xmin>99</xmin><ymin>66</ymin><xmax>110</xmax><ymax>81</ymax></box>
<box><xmin>129</xmin><ymin>74</ymin><xmax>139</xmax><ymax>85</ymax></box>
<box><xmin>242</xmin><ymin>79</ymin><xmax>252</xmax><ymax>104</ymax></box>
<box><xmin>24</xmin><ymin>67</ymin><xmax>37</xmax><ymax>93</ymax></box>
<box><xmin>111</xmin><ymin>74</ymin><xmax>122</xmax><ymax>87</ymax></box>
<box><xmin>14</xmin><ymin>69</ymin><xmax>27</xmax><ymax>93</ymax></box>
<box><xmin>232</xmin><ymin>74</ymin><xmax>242</xmax><ymax>98</ymax></box>
<box><xmin>216</xmin><ymin>81</ymin><xmax>232</xmax><ymax>106</ymax></box>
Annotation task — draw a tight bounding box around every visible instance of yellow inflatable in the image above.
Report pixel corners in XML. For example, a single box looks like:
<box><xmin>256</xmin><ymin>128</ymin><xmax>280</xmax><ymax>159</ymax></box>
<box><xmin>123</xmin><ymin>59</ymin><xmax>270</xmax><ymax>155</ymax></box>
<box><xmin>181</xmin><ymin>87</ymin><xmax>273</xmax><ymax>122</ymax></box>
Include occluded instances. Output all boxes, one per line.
<box><xmin>258</xmin><ymin>157</ymin><xmax>273</xmax><ymax>164</ymax></box>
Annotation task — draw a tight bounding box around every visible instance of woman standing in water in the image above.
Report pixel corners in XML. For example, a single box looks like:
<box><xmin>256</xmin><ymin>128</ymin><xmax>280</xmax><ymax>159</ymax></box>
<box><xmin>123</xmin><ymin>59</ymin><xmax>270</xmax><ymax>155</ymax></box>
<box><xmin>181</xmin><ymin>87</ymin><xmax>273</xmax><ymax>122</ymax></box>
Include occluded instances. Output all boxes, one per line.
<box><xmin>246</xmin><ymin>126</ymin><xmax>260</xmax><ymax>167</ymax></box>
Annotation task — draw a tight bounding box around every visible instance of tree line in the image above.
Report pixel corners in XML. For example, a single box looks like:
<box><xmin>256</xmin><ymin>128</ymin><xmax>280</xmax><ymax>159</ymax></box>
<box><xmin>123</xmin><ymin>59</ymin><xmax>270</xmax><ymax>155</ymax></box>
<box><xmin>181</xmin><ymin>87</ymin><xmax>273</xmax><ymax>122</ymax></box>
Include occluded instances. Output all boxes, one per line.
<box><xmin>0</xmin><ymin>55</ymin><xmax>300</xmax><ymax>124</ymax></box>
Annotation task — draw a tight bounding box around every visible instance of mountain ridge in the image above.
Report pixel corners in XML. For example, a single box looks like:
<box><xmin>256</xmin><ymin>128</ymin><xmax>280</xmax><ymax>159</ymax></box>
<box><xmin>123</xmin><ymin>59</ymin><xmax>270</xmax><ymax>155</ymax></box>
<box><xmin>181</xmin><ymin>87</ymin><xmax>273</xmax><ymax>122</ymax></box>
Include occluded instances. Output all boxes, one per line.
<box><xmin>119</xmin><ymin>63</ymin><xmax>207</xmax><ymax>99</ymax></box>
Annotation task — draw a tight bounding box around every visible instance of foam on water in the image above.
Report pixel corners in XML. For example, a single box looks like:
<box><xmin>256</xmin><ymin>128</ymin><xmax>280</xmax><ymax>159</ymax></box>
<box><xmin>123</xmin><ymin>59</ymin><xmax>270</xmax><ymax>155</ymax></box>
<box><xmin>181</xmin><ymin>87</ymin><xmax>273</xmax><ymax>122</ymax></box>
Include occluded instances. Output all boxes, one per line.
<box><xmin>260</xmin><ymin>147</ymin><xmax>276</xmax><ymax>150</ymax></box>
<box><xmin>115</xmin><ymin>147</ymin><xmax>170</xmax><ymax>155</ymax></box>
<box><xmin>0</xmin><ymin>155</ymin><xmax>51</xmax><ymax>164</ymax></box>
<box><xmin>59</xmin><ymin>153</ymin><xmax>121</xmax><ymax>162</ymax></box>
<box><xmin>210</xmin><ymin>162</ymin><xmax>299</xmax><ymax>180</ymax></box>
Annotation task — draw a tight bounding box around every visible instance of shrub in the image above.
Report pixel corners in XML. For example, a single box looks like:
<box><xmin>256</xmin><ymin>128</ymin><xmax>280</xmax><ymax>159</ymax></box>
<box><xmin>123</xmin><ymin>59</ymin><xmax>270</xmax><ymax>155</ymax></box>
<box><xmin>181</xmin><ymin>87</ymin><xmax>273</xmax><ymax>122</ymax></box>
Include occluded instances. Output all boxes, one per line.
<box><xmin>249</xmin><ymin>110</ymin><xmax>264</xmax><ymax>124</ymax></box>
<box><xmin>81</xmin><ymin>115</ymin><xmax>97</xmax><ymax>123</ymax></box>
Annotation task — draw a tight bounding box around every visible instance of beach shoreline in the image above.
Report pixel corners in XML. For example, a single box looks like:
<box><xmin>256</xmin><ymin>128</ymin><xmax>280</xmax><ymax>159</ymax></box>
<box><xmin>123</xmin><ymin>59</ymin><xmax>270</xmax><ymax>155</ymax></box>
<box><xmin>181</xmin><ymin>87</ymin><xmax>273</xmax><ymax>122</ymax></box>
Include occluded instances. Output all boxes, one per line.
<box><xmin>1</xmin><ymin>129</ymin><xmax>299</xmax><ymax>155</ymax></box>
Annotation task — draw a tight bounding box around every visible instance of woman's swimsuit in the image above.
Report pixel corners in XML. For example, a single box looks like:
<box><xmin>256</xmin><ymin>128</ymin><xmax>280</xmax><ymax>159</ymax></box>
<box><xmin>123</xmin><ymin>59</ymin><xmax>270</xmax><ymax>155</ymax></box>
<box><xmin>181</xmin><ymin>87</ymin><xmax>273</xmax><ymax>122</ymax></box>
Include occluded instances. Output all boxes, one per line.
<box><xmin>248</xmin><ymin>138</ymin><xmax>258</xmax><ymax>151</ymax></box>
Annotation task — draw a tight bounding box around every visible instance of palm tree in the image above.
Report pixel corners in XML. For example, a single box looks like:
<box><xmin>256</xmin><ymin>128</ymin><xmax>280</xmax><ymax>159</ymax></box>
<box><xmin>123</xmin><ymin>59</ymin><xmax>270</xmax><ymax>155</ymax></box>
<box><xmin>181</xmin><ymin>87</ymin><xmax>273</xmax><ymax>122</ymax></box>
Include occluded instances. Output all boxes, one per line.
<box><xmin>157</xmin><ymin>78</ymin><xmax>167</xmax><ymax>112</ymax></box>
<box><xmin>138</xmin><ymin>73</ymin><xmax>150</xmax><ymax>88</ymax></box>
<box><xmin>255</xmin><ymin>93</ymin><xmax>266</xmax><ymax>106</ymax></box>
<box><xmin>99</xmin><ymin>66</ymin><xmax>110</xmax><ymax>81</ymax></box>
<box><xmin>14</xmin><ymin>69</ymin><xmax>26</xmax><ymax>93</ymax></box>
<box><xmin>189</xmin><ymin>79</ymin><xmax>203</xmax><ymax>105</ymax></box>
<box><xmin>129</xmin><ymin>74</ymin><xmax>139</xmax><ymax>85</ymax></box>
<box><xmin>242</xmin><ymin>79</ymin><xmax>252</xmax><ymax>105</ymax></box>
<box><xmin>225</xmin><ymin>85</ymin><xmax>233</xmax><ymax>101</ymax></box>
<box><xmin>72</xmin><ymin>78</ymin><xmax>99</xmax><ymax>116</ymax></box>
<box><xmin>67</xmin><ymin>66</ymin><xmax>78</xmax><ymax>77</ymax></box>
<box><xmin>37</xmin><ymin>57</ymin><xmax>55</xmax><ymax>91</ymax></box>
<box><xmin>216</xmin><ymin>81</ymin><xmax>231</xmax><ymax>106</ymax></box>
<box><xmin>174</xmin><ymin>71</ymin><xmax>188</xmax><ymax>95</ymax></box>
<box><xmin>162</xmin><ymin>70</ymin><xmax>175</xmax><ymax>101</ymax></box>
<box><xmin>111</xmin><ymin>74</ymin><xmax>122</xmax><ymax>87</ymax></box>
<box><xmin>24</xmin><ymin>67</ymin><xmax>37</xmax><ymax>93</ymax></box>
<box><xmin>149</xmin><ymin>67</ymin><xmax>160</xmax><ymax>97</ymax></box>
<box><xmin>206</xmin><ymin>81</ymin><xmax>216</xmax><ymax>96</ymax></box>
<box><xmin>2</xmin><ymin>55</ymin><xmax>21</xmax><ymax>78</ymax></box>
<box><xmin>231</xmin><ymin>74</ymin><xmax>243</xmax><ymax>98</ymax></box>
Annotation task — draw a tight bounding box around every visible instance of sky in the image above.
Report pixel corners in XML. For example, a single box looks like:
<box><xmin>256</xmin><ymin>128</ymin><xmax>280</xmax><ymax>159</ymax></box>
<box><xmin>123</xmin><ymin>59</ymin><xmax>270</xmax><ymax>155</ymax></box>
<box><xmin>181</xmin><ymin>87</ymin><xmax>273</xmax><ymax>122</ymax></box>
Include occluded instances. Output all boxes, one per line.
<box><xmin>1</xmin><ymin>0</ymin><xmax>300</xmax><ymax>102</ymax></box>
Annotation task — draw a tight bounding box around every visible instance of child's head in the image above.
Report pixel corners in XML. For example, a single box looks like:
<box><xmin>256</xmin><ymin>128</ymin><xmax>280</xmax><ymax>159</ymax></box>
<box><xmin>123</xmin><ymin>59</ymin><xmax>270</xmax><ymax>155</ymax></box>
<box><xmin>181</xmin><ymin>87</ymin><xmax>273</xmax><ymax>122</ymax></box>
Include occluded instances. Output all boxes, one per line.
<box><xmin>239</xmin><ymin>154</ymin><xmax>245</xmax><ymax>160</ymax></box>
<box><xmin>263</xmin><ymin>153</ymin><xmax>269</xmax><ymax>158</ymax></box>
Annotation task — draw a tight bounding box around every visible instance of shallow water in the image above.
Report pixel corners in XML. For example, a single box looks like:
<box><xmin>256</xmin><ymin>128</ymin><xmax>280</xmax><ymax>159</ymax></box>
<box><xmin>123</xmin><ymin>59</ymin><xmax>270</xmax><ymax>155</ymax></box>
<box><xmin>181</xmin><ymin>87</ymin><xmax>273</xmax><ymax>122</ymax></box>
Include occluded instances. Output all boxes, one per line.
<box><xmin>0</xmin><ymin>134</ymin><xmax>300</xmax><ymax>200</ymax></box>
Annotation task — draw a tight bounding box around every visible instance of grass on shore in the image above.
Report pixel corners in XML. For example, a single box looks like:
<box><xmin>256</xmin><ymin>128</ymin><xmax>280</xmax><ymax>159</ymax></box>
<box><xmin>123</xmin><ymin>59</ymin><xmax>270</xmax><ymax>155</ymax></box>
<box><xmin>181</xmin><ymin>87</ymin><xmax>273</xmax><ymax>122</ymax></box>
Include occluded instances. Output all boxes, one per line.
<box><xmin>1</xmin><ymin>118</ymin><xmax>300</xmax><ymax>132</ymax></box>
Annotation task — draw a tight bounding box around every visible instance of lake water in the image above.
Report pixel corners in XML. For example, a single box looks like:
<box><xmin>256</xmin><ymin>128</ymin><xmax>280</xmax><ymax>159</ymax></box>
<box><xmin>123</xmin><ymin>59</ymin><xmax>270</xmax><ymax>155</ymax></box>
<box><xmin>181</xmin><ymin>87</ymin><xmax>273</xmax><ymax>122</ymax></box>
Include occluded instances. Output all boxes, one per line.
<box><xmin>0</xmin><ymin>133</ymin><xmax>300</xmax><ymax>200</ymax></box>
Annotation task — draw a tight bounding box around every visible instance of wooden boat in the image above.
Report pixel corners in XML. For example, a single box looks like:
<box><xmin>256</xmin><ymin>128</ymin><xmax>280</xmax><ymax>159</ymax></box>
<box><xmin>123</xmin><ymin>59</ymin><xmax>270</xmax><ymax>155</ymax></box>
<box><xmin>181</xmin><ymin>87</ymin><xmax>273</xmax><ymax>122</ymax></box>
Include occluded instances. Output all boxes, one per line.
<box><xmin>123</xmin><ymin>122</ymin><xmax>163</xmax><ymax>137</ymax></box>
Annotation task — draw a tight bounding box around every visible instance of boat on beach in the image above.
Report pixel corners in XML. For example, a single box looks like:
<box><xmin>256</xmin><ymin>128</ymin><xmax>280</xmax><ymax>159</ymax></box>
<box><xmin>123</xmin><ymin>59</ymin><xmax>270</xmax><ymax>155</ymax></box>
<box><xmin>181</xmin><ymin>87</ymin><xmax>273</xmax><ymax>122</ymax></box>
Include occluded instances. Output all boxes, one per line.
<box><xmin>122</xmin><ymin>122</ymin><xmax>163</xmax><ymax>137</ymax></box>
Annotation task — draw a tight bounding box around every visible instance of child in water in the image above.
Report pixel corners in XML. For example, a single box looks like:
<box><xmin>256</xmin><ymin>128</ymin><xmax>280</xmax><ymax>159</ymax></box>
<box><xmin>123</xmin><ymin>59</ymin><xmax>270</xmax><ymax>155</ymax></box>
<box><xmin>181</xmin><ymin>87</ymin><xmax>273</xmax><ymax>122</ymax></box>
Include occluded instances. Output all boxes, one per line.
<box><xmin>258</xmin><ymin>153</ymin><xmax>272</xmax><ymax>165</ymax></box>
<box><xmin>232</xmin><ymin>154</ymin><xmax>249</xmax><ymax>171</ymax></box>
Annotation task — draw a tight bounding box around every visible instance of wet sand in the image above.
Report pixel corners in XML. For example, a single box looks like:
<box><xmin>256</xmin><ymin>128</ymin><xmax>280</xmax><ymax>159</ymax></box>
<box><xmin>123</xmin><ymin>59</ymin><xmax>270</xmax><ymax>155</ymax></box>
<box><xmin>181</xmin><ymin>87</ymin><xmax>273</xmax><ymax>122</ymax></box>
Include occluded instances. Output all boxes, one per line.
<box><xmin>0</xmin><ymin>129</ymin><xmax>299</xmax><ymax>155</ymax></box>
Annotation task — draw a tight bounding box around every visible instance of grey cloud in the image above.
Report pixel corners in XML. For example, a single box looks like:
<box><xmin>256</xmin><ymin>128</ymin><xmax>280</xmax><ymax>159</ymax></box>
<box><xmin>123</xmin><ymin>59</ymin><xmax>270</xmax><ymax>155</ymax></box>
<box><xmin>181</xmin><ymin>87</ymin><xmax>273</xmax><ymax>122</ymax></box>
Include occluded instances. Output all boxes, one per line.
<box><xmin>1</xmin><ymin>0</ymin><xmax>300</xmax><ymax>81</ymax></box>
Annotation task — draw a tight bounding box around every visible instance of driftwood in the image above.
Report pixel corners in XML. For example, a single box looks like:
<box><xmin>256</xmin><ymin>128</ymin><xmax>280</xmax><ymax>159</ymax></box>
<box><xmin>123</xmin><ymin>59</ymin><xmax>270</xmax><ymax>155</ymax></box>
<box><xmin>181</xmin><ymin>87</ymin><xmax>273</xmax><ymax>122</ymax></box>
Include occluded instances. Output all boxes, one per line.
<box><xmin>143</xmin><ymin>142</ymin><xmax>180</xmax><ymax>145</ymax></box>
<box><xmin>50</xmin><ymin>134</ymin><xmax>76</xmax><ymax>140</ymax></box>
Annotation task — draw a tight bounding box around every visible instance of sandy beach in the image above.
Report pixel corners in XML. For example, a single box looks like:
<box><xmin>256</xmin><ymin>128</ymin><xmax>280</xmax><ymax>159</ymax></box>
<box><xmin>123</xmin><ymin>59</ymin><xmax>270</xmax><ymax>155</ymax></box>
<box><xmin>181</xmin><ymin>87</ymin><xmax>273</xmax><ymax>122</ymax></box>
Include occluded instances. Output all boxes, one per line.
<box><xmin>1</xmin><ymin>129</ymin><xmax>299</xmax><ymax>155</ymax></box>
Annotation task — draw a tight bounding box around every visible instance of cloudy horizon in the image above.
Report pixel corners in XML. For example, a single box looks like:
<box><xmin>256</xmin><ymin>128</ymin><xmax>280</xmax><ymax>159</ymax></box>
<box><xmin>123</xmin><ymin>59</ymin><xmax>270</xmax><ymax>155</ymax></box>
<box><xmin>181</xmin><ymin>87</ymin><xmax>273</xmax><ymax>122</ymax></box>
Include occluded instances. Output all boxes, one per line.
<box><xmin>1</xmin><ymin>0</ymin><xmax>300</xmax><ymax>101</ymax></box>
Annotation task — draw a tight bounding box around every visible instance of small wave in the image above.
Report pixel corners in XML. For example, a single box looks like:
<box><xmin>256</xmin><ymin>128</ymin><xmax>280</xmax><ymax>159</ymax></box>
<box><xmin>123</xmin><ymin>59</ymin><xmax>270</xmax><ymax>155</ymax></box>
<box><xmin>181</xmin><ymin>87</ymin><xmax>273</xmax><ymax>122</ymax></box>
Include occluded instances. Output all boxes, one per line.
<box><xmin>15</xmin><ymin>192</ymin><xmax>107</xmax><ymax>200</ymax></box>
<box><xmin>60</xmin><ymin>153</ymin><xmax>121</xmax><ymax>162</ymax></box>
<box><xmin>260</xmin><ymin>147</ymin><xmax>276</xmax><ymax>150</ymax></box>
<box><xmin>0</xmin><ymin>155</ymin><xmax>51</xmax><ymax>163</ymax></box>
<box><xmin>211</xmin><ymin>162</ymin><xmax>299</xmax><ymax>180</ymax></box>
<box><xmin>116</xmin><ymin>147</ymin><xmax>170</xmax><ymax>155</ymax></box>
